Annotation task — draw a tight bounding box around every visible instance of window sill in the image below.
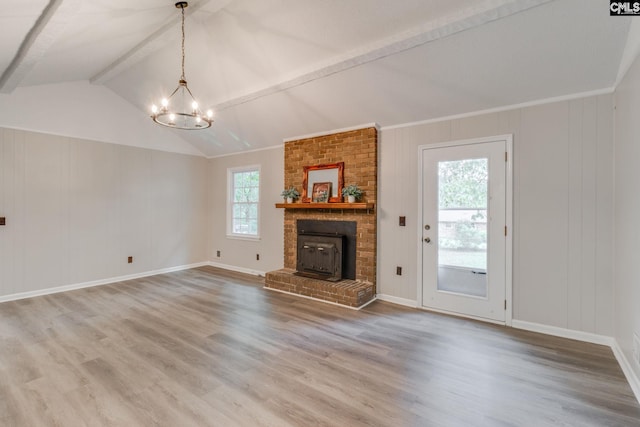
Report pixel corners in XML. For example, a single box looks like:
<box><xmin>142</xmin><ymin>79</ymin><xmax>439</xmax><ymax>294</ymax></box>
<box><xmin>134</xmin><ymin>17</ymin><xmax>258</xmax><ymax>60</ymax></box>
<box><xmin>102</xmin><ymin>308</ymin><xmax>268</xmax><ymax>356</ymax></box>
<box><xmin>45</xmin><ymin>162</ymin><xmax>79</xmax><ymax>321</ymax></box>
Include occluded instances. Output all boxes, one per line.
<box><xmin>226</xmin><ymin>234</ymin><xmax>261</xmax><ymax>242</ymax></box>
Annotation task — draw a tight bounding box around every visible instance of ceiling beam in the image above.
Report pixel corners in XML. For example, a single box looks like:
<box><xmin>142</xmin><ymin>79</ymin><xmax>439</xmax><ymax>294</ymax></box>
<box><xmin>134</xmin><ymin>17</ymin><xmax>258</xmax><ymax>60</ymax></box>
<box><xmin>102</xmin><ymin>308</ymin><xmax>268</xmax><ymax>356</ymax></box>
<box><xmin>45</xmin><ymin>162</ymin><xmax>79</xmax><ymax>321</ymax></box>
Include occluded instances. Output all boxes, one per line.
<box><xmin>0</xmin><ymin>0</ymin><xmax>80</xmax><ymax>94</ymax></box>
<box><xmin>615</xmin><ymin>17</ymin><xmax>640</xmax><ymax>87</ymax></box>
<box><xmin>91</xmin><ymin>0</ymin><xmax>233</xmax><ymax>85</ymax></box>
<box><xmin>211</xmin><ymin>0</ymin><xmax>553</xmax><ymax>112</ymax></box>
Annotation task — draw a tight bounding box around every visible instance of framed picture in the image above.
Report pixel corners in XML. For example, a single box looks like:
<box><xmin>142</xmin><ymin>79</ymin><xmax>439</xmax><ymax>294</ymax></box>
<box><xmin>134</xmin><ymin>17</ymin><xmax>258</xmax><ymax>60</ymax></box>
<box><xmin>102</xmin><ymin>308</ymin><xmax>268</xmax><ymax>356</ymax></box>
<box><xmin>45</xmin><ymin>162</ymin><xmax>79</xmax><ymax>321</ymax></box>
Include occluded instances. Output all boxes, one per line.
<box><xmin>312</xmin><ymin>182</ymin><xmax>332</xmax><ymax>203</ymax></box>
<box><xmin>302</xmin><ymin>162</ymin><xmax>344</xmax><ymax>203</ymax></box>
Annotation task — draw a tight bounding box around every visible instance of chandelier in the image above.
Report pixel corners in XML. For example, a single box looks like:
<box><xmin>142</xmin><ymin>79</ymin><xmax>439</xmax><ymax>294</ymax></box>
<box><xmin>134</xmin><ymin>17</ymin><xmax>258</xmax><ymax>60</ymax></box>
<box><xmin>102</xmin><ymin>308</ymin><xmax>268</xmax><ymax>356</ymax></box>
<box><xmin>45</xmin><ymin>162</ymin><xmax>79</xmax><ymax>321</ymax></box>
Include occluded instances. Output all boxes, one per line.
<box><xmin>151</xmin><ymin>2</ymin><xmax>213</xmax><ymax>130</ymax></box>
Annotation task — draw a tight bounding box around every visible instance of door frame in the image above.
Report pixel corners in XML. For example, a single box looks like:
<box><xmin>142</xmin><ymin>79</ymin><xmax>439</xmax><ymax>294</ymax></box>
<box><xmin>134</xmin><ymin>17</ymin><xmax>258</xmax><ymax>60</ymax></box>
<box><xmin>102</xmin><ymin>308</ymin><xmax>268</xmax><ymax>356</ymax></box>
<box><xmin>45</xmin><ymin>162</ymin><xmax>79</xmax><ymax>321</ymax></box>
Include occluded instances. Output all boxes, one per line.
<box><xmin>417</xmin><ymin>134</ymin><xmax>513</xmax><ymax>326</ymax></box>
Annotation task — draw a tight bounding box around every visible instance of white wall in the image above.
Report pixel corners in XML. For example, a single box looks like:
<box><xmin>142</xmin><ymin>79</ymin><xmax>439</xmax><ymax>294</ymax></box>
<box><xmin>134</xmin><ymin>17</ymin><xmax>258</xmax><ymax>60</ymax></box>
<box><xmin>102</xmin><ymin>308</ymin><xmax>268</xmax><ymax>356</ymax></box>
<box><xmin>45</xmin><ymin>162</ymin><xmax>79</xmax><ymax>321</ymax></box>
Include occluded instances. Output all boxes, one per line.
<box><xmin>208</xmin><ymin>147</ymin><xmax>284</xmax><ymax>275</ymax></box>
<box><xmin>0</xmin><ymin>127</ymin><xmax>209</xmax><ymax>299</ymax></box>
<box><xmin>379</xmin><ymin>94</ymin><xmax>614</xmax><ymax>335</ymax></box>
<box><xmin>0</xmin><ymin>81</ymin><xmax>202</xmax><ymax>156</ymax></box>
<box><xmin>613</xmin><ymin>52</ymin><xmax>640</xmax><ymax>380</ymax></box>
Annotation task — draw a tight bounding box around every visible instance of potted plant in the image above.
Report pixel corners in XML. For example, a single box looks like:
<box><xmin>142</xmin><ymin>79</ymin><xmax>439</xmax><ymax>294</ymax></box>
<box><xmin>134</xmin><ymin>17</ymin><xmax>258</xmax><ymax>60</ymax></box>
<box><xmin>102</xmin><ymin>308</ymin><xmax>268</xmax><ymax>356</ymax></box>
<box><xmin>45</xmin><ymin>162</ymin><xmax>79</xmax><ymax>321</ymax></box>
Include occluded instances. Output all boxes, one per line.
<box><xmin>342</xmin><ymin>184</ymin><xmax>363</xmax><ymax>203</ymax></box>
<box><xmin>280</xmin><ymin>187</ymin><xmax>300</xmax><ymax>203</ymax></box>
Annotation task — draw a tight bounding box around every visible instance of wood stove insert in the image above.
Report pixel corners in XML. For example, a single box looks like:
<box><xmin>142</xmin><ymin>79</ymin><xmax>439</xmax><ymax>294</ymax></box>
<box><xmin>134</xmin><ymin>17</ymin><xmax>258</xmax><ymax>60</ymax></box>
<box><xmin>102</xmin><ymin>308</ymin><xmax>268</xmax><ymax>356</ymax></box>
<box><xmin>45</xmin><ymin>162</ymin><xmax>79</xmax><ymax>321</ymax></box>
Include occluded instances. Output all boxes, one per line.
<box><xmin>295</xmin><ymin>219</ymin><xmax>356</xmax><ymax>281</ymax></box>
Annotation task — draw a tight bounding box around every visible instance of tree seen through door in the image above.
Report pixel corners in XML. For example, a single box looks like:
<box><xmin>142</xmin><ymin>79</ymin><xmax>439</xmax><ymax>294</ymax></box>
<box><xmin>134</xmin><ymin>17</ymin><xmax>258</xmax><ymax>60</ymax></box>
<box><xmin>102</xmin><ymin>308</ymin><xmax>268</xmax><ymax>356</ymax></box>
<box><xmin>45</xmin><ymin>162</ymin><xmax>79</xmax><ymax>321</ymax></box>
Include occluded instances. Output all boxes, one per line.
<box><xmin>438</xmin><ymin>158</ymin><xmax>488</xmax><ymax>272</ymax></box>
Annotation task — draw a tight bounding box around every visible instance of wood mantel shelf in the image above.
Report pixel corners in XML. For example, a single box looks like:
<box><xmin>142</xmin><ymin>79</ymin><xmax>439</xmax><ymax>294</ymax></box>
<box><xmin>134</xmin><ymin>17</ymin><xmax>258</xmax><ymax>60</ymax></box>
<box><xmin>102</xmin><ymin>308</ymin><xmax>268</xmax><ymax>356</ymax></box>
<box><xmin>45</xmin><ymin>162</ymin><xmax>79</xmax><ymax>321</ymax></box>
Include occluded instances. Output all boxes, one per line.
<box><xmin>275</xmin><ymin>202</ymin><xmax>374</xmax><ymax>210</ymax></box>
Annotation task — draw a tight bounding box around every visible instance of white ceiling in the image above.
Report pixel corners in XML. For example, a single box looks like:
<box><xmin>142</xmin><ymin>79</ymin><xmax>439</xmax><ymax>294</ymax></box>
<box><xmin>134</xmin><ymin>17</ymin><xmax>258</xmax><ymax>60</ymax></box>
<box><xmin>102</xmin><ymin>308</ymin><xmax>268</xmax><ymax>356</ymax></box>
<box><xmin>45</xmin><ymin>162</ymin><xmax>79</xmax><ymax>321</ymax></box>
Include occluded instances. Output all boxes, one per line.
<box><xmin>0</xmin><ymin>0</ymin><xmax>632</xmax><ymax>157</ymax></box>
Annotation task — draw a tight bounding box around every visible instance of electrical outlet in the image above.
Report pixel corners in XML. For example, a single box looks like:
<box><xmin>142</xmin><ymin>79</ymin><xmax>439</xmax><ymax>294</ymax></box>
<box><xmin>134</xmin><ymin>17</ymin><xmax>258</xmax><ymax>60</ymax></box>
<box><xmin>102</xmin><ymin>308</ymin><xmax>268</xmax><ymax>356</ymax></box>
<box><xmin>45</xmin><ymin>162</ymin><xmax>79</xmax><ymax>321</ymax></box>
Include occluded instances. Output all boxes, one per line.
<box><xmin>633</xmin><ymin>333</ymin><xmax>640</xmax><ymax>366</ymax></box>
<box><xmin>396</xmin><ymin>266</ymin><xmax>402</xmax><ymax>275</ymax></box>
<box><xmin>216</xmin><ymin>250</ymin><xmax>221</xmax><ymax>257</ymax></box>
<box><xmin>0</xmin><ymin>217</ymin><xmax>5</xmax><ymax>226</ymax></box>
<box><xmin>128</xmin><ymin>256</ymin><xmax>133</xmax><ymax>264</ymax></box>
<box><xmin>256</xmin><ymin>254</ymin><xmax>260</xmax><ymax>261</ymax></box>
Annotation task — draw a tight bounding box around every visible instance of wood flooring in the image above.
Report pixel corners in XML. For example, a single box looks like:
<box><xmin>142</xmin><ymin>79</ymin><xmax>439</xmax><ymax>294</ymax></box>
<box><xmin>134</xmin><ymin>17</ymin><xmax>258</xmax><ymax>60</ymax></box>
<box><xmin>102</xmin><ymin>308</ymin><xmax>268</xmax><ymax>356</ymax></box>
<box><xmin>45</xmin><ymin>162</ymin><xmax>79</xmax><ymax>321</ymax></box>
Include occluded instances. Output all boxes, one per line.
<box><xmin>0</xmin><ymin>266</ymin><xmax>639</xmax><ymax>426</ymax></box>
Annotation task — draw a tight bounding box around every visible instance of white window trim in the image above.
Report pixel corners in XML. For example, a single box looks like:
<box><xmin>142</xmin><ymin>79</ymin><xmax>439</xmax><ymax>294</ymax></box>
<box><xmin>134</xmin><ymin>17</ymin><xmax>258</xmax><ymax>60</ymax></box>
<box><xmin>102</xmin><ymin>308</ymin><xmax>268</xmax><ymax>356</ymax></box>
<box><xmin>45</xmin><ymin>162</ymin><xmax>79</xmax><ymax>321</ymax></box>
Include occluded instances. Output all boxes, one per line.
<box><xmin>227</xmin><ymin>165</ymin><xmax>261</xmax><ymax>240</ymax></box>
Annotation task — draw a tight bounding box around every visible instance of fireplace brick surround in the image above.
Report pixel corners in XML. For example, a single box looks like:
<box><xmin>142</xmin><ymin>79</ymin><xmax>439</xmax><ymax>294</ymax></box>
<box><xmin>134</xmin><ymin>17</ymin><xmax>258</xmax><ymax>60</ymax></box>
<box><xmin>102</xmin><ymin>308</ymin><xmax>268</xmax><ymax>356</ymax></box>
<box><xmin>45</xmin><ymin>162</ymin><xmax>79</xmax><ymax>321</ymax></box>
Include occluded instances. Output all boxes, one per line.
<box><xmin>265</xmin><ymin>126</ymin><xmax>377</xmax><ymax>308</ymax></box>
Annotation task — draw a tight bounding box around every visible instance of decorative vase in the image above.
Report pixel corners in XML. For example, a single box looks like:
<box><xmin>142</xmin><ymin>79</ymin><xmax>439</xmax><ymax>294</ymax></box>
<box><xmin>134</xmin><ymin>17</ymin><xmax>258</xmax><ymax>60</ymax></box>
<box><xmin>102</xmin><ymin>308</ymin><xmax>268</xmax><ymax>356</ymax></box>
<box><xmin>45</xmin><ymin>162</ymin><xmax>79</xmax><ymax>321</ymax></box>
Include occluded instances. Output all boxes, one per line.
<box><xmin>347</xmin><ymin>195</ymin><xmax>356</xmax><ymax>203</ymax></box>
<box><xmin>286</xmin><ymin>197</ymin><xmax>293</xmax><ymax>204</ymax></box>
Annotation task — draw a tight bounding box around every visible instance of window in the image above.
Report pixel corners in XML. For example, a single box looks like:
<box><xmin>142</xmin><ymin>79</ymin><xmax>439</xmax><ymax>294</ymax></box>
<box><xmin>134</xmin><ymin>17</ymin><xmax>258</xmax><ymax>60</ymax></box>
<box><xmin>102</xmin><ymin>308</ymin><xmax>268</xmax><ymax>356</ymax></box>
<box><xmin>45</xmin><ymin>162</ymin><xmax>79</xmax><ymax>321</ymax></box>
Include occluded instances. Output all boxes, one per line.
<box><xmin>227</xmin><ymin>166</ymin><xmax>260</xmax><ymax>238</ymax></box>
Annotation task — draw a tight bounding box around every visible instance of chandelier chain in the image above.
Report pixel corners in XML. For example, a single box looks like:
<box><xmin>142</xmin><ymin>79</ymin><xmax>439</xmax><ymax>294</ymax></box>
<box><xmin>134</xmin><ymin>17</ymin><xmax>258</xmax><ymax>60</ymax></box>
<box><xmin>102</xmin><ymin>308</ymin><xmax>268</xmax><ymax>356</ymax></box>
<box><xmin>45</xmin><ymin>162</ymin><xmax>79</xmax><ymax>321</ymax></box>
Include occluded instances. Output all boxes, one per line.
<box><xmin>180</xmin><ymin>4</ymin><xmax>186</xmax><ymax>80</ymax></box>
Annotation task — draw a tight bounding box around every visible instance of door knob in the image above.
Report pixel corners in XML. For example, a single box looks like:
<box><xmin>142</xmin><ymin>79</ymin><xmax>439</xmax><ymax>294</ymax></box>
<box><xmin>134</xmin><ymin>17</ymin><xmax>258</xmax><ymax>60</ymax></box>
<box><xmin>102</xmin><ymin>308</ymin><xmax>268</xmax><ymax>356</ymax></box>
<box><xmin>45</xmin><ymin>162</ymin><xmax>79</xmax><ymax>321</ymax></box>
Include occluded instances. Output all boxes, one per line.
<box><xmin>424</xmin><ymin>237</ymin><xmax>431</xmax><ymax>243</ymax></box>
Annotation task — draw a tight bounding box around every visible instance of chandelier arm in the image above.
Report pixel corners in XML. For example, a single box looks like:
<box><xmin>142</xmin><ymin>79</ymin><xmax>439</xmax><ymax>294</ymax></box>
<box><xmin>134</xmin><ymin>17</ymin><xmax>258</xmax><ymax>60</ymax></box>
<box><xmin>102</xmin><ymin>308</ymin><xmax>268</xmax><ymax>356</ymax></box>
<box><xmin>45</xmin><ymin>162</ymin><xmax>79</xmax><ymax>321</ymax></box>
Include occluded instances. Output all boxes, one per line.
<box><xmin>183</xmin><ymin>85</ymin><xmax>198</xmax><ymax>103</ymax></box>
<box><xmin>168</xmin><ymin>84</ymin><xmax>182</xmax><ymax>99</ymax></box>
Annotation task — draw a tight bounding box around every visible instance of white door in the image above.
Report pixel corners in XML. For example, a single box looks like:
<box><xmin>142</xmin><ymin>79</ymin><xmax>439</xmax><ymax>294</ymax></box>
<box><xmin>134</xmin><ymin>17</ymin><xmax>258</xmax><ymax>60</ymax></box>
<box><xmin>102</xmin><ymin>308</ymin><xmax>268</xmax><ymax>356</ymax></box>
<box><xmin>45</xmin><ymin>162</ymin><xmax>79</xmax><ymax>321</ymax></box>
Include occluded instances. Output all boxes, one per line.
<box><xmin>421</xmin><ymin>138</ymin><xmax>509</xmax><ymax>323</ymax></box>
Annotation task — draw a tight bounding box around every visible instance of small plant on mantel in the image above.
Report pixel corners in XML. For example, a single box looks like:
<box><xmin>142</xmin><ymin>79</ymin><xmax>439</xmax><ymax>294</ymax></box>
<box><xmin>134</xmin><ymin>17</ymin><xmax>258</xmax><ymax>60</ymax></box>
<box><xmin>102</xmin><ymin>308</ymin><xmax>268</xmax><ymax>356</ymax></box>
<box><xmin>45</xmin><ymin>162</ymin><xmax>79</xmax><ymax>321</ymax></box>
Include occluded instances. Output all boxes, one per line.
<box><xmin>342</xmin><ymin>184</ymin><xmax>363</xmax><ymax>203</ymax></box>
<box><xmin>280</xmin><ymin>187</ymin><xmax>300</xmax><ymax>203</ymax></box>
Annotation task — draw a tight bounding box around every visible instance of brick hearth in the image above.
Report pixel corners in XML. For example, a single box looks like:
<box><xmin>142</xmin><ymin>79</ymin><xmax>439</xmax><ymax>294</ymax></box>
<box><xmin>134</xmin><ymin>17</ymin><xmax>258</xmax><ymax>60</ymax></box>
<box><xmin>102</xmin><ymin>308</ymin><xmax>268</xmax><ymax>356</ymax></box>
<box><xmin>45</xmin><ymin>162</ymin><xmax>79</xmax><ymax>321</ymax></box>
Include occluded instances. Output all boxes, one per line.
<box><xmin>265</xmin><ymin>126</ymin><xmax>377</xmax><ymax>308</ymax></box>
<box><xmin>265</xmin><ymin>269</ymin><xmax>375</xmax><ymax>308</ymax></box>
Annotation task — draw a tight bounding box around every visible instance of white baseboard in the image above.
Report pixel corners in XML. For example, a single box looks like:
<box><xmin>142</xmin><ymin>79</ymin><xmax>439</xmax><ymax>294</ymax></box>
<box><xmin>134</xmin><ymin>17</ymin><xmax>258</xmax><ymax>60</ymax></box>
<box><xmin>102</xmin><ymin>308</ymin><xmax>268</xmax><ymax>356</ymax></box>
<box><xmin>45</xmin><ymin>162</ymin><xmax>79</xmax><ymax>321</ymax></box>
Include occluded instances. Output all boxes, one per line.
<box><xmin>264</xmin><ymin>286</ymin><xmax>377</xmax><ymax>310</ymax></box>
<box><xmin>511</xmin><ymin>319</ymin><xmax>614</xmax><ymax>346</ymax></box>
<box><xmin>376</xmin><ymin>294</ymin><xmax>418</xmax><ymax>308</ymax></box>
<box><xmin>0</xmin><ymin>261</ymin><xmax>210</xmax><ymax>303</ymax></box>
<box><xmin>207</xmin><ymin>261</ymin><xmax>266</xmax><ymax>277</ymax></box>
<box><xmin>612</xmin><ymin>340</ymin><xmax>640</xmax><ymax>404</ymax></box>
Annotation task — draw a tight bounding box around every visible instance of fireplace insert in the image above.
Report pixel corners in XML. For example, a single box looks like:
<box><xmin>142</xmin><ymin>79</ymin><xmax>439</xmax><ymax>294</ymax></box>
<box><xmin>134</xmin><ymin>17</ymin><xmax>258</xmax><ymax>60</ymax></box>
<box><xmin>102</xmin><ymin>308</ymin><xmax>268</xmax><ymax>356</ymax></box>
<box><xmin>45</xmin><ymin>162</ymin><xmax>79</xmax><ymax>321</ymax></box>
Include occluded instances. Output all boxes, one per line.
<box><xmin>296</xmin><ymin>234</ymin><xmax>344</xmax><ymax>281</ymax></box>
<box><xmin>295</xmin><ymin>220</ymin><xmax>357</xmax><ymax>281</ymax></box>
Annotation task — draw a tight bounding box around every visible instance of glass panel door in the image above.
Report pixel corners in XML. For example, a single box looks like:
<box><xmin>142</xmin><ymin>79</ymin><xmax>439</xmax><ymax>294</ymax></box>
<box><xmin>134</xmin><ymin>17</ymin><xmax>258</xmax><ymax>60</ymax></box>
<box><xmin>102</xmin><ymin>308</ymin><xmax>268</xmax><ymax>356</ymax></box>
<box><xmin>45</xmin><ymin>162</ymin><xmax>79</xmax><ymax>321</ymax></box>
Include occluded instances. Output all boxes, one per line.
<box><xmin>421</xmin><ymin>139</ymin><xmax>508</xmax><ymax>322</ymax></box>
<box><xmin>437</xmin><ymin>158</ymin><xmax>488</xmax><ymax>298</ymax></box>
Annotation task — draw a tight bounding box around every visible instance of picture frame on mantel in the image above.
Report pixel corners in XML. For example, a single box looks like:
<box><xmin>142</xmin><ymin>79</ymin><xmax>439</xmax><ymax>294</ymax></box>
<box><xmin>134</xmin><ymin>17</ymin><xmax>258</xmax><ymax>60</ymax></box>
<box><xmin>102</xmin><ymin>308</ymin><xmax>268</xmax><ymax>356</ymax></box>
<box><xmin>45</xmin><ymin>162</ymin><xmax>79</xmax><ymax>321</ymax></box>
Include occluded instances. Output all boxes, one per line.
<box><xmin>302</xmin><ymin>162</ymin><xmax>344</xmax><ymax>203</ymax></box>
<box><xmin>311</xmin><ymin>182</ymin><xmax>332</xmax><ymax>203</ymax></box>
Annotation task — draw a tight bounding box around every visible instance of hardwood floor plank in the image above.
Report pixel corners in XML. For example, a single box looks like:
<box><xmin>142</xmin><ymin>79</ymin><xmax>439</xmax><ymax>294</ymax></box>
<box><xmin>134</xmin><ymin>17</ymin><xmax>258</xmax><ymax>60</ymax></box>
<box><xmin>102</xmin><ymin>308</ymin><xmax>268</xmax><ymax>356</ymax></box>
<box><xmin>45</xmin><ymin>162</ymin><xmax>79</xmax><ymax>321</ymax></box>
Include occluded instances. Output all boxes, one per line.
<box><xmin>0</xmin><ymin>265</ymin><xmax>638</xmax><ymax>426</ymax></box>
<box><xmin>0</xmin><ymin>336</ymin><xmax>42</xmax><ymax>383</ymax></box>
<box><xmin>148</xmin><ymin>379</ymin><xmax>240</xmax><ymax>427</ymax></box>
<box><xmin>0</xmin><ymin>370</ymin><xmax>30</xmax><ymax>427</ymax></box>
<box><xmin>63</xmin><ymin>383</ymin><xmax>148</xmax><ymax>427</ymax></box>
<box><xmin>202</xmin><ymin>384</ymin><xmax>298</xmax><ymax>427</ymax></box>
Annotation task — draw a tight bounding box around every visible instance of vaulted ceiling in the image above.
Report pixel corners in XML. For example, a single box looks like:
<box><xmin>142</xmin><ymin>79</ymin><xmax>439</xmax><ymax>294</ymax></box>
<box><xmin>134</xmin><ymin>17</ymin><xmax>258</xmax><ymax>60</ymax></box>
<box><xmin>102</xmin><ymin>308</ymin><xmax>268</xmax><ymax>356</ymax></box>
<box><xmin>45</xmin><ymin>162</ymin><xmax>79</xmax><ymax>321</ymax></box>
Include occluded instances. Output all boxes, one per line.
<box><xmin>0</xmin><ymin>0</ymin><xmax>632</xmax><ymax>157</ymax></box>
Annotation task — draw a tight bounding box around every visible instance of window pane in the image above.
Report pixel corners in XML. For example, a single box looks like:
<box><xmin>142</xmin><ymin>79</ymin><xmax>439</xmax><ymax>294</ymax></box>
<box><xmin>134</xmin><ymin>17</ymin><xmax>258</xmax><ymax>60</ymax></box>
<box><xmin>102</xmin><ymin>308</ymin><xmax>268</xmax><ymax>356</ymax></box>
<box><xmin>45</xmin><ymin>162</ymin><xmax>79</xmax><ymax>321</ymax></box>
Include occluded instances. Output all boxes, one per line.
<box><xmin>234</xmin><ymin>172</ymin><xmax>243</xmax><ymax>187</ymax></box>
<box><xmin>248</xmin><ymin>187</ymin><xmax>259</xmax><ymax>201</ymax></box>
<box><xmin>234</xmin><ymin>188</ymin><xmax>246</xmax><ymax>202</ymax></box>
<box><xmin>248</xmin><ymin>171</ymin><xmax>258</xmax><ymax>185</ymax></box>
<box><xmin>242</xmin><ymin>204</ymin><xmax>251</xmax><ymax>220</ymax></box>
<box><xmin>248</xmin><ymin>203</ymin><xmax>258</xmax><ymax>218</ymax></box>
<box><xmin>236</xmin><ymin>206</ymin><xmax>247</xmax><ymax>220</ymax></box>
<box><xmin>233</xmin><ymin>219</ymin><xmax>247</xmax><ymax>234</ymax></box>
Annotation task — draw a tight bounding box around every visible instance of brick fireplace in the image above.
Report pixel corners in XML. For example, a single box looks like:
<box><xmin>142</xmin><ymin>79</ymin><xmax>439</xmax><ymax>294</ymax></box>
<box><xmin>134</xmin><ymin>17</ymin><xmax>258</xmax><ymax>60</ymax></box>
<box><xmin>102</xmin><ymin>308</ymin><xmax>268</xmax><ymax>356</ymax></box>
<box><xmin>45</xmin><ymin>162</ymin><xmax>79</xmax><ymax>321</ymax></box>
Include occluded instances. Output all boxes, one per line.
<box><xmin>265</xmin><ymin>126</ymin><xmax>377</xmax><ymax>308</ymax></box>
